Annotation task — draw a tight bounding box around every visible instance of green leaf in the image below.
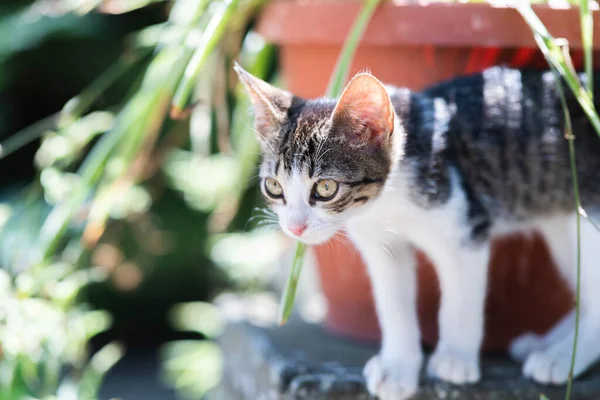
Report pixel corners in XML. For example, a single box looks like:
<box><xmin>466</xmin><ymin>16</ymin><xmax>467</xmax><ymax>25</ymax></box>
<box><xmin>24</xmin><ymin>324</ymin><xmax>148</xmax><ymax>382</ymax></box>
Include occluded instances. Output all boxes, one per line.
<box><xmin>0</xmin><ymin>4</ymin><xmax>109</xmax><ymax>62</ymax></box>
<box><xmin>76</xmin><ymin>342</ymin><xmax>124</xmax><ymax>400</ymax></box>
<box><xmin>169</xmin><ymin>302</ymin><xmax>224</xmax><ymax>339</ymax></box>
<box><xmin>161</xmin><ymin>341</ymin><xmax>222</xmax><ymax>400</ymax></box>
<box><xmin>171</xmin><ymin>0</ymin><xmax>241</xmax><ymax>116</ymax></box>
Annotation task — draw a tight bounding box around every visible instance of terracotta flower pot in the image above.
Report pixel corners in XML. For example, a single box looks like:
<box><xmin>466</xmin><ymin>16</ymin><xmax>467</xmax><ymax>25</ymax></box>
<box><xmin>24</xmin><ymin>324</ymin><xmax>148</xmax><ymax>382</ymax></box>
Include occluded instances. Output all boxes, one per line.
<box><xmin>257</xmin><ymin>1</ymin><xmax>600</xmax><ymax>350</ymax></box>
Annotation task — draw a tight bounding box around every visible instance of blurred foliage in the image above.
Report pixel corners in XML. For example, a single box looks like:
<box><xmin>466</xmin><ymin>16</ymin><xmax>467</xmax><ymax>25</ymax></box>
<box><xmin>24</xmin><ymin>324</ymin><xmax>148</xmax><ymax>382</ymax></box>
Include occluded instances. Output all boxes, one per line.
<box><xmin>0</xmin><ymin>191</ymin><xmax>122</xmax><ymax>399</ymax></box>
<box><xmin>163</xmin><ymin>0</ymin><xmax>385</xmax><ymax>395</ymax></box>
<box><xmin>0</xmin><ymin>0</ymin><xmax>285</xmax><ymax>398</ymax></box>
<box><xmin>161</xmin><ymin>302</ymin><xmax>225</xmax><ymax>399</ymax></box>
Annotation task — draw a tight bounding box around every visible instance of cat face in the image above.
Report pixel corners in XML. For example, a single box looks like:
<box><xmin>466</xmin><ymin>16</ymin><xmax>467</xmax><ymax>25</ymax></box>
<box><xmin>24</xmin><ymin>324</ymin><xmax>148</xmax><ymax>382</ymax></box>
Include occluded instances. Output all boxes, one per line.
<box><xmin>235</xmin><ymin>63</ymin><xmax>396</xmax><ymax>244</ymax></box>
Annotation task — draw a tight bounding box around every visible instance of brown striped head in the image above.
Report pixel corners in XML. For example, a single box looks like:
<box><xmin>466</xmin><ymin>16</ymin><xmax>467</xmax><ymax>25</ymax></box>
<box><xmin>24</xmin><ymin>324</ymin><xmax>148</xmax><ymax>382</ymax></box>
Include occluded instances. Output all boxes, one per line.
<box><xmin>235</xmin><ymin>63</ymin><xmax>395</xmax><ymax>244</ymax></box>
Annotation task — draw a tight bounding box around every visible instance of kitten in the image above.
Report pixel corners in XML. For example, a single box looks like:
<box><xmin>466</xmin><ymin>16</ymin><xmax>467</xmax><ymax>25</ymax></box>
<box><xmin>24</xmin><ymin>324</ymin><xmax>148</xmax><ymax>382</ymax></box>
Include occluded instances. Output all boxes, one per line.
<box><xmin>235</xmin><ymin>62</ymin><xmax>600</xmax><ymax>399</ymax></box>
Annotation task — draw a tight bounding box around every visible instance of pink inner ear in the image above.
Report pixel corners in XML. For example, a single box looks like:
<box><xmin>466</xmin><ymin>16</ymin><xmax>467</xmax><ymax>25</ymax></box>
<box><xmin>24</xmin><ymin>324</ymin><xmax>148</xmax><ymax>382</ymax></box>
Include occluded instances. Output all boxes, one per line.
<box><xmin>358</xmin><ymin>108</ymin><xmax>388</xmax><ymax>135</ymax></box>
<box><xmin>333</xmin><ymin>74</ymin><xmax>394</xmax><ymax>143</ymax></box>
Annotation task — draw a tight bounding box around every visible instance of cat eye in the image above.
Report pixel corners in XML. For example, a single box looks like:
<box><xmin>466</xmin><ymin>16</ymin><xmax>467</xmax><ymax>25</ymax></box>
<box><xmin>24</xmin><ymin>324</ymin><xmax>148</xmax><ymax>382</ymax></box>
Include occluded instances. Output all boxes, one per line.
<box><xmin>264</xmin><ymin>177</ymin><xmax>284</xmax><ymax>198</ymax></box>
<box><xmin>313</xmin><ymin>179</ymin><xmax>339</xmax><ymax>201</ymax></box>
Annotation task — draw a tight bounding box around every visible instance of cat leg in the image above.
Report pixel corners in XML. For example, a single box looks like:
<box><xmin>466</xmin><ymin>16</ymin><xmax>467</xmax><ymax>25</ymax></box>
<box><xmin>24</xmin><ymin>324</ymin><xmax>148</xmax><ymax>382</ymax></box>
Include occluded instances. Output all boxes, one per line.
<box><xmin>522</xmin><ymin>214</ymin><xmax>600</xmax><ymax>384</ymax></box>
<box><xmin>425</xmin><ymin>239</ymin><xmax>490</xmax><ymax>384</ymax></box>
<box><xmin>509</xmin><ymin>310</ymin><xmax>575</xmax><ymax>362</ymax></box>
<box><xmin>510</xmin><ymin>216</ymin><xmax>576</xmax><ymax>362</ymax></box>
<box><xmin>348</xmin><ymin>229</ymin><xmax>422</xmax><ymax>400</ymax></box>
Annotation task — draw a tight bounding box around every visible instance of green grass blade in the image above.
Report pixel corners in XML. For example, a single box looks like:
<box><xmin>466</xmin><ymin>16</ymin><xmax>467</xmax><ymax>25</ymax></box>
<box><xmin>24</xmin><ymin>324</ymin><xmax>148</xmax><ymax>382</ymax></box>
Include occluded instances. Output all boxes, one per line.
<box><xmin>517</xmin><ymin>4</ymin><xmax>600</xmax><ymax>137</ymax></box>
<box><xmin>59</xmin><ymin>50</ymin><xmax>149</xmax><ymax>128</ymax></box>
<box><xmin>279</xmin><ymin>0</ymin><xmax>381</xmax><ymax>325</ymax></box>
<box><xmin>566</xmin><ymin>123</ymin><xmax>582</xmax><ymax>400</ymax></box>
<box><xmin>99</xmin><ymin>0</ymin><xmax>167</xmax><ymax>14</ymax></box>
<box><xmin>0</xmin><ymin>50</ymin><xmax>147</xmax><ymax>161</ymax></box>
<box><xmin>580</xmin><ymin>0</ymin><xmax>593</xmax><ymax>100</ymax></box>
<box><xmin>38</xmin><ymin>43</ymin><xmax>194</xmax><ymax>261</ymax></box>
<box><xmin>35</xmin><ymin>0</ymin><xmax>213</xmax><ymax>262</ymax></box>
<box><xmin>553</xmin><ymin>73</ymin><xmax>582</xmax><ymax>400</ymax></box>
<box><xmin>0</xmin><ymin>114</ymin><xmax>59</xmax><ymax>160</ymax></box>
<box><xmin>278</xmin><ymin>242</ymin><xmax>307</xmax><ymax>325</ymax></box>
<box><xmin>326</xmin><ymin>0</ymin><xmax>382</xmax><ymax>97</ymax></box>
<box><xmin>37</xmin><ymin>114</ymin><xmax>125</xmax><ymax>261</ymax></box>
<box><xmin>171</xmin><ymin>0</ymin><xmax>241</xmax><ymax>117</ymax></box>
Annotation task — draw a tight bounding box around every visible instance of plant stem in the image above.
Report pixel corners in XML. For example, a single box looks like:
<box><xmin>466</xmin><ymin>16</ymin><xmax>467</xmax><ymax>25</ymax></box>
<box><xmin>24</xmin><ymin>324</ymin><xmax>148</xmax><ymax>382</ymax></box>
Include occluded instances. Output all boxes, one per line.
<box><xmin>326</xmin><ymin>0</ymin><xmax>382</xmax><ymax>97</ymax></box>
<box><xmin>554</xmin><ymin>72</ymin><xmax>582</xmax><ymax>400</ymax></box>
<box><xmin>278</xmin><ymin>242</ymin><xmax>307</xmax><ymax>325</ymax></box>
<box><xmin>580</xmin><ymin>0</ymin><xmax>593</xmax><ymax>100</ymax></box>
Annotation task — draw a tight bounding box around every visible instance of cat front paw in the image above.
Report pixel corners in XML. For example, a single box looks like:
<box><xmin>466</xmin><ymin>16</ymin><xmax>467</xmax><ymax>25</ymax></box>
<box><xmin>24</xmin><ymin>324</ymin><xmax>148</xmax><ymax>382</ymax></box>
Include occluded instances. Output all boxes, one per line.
<box><xmin>523</xmin><ymin>350</ymin><xmax>570</xmax><ymax>384</ymax></box>
<box><xmin>427</xmin><ymin>349</ymin><xmax>480</xmax><ymax>384</ymax></box>
<box><xmin>509</xmin><ymin>332</ymin><xmax>545</xmax><ymax>362</ymax></box>
<box><xmin>363</xmin><ymin>354</ymin><xmax>420</xmax><ymax>400</ymax></box>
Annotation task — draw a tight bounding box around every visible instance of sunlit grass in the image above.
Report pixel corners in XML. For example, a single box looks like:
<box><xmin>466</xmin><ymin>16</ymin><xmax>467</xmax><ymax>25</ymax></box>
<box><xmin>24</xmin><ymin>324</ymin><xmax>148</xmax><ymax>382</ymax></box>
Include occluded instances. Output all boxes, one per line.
<box><xmin>0</xmin><ymin>263</ymin><xmax>120</xmax><ymax>399</ymax></box>
<box><xmin>0</xmin><ymin>0</ymin><xmax>275</xmax><ymax>398</ymax></box>
<box><xmin>171</xmin><ymin>0</ymin><xmax>240</xmax><ymax>117</ymax></box>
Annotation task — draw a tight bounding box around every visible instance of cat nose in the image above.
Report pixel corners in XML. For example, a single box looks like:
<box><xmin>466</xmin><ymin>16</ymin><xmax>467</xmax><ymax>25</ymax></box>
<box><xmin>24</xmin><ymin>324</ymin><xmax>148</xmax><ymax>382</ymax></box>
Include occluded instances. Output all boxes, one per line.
<box><xmin>288</xmin><ymin>223</ymin><xmax>308</xmax><ymax>237</ymax></box>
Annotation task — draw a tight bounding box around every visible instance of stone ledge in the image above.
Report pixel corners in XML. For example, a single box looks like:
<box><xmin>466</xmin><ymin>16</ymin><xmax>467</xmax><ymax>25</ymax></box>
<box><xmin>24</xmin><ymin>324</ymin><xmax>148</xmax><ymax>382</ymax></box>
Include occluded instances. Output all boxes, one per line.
<box><xmin>215</xmin><ymin>318</ymin><xmax>600</xmax><ymax>400</ymax></box>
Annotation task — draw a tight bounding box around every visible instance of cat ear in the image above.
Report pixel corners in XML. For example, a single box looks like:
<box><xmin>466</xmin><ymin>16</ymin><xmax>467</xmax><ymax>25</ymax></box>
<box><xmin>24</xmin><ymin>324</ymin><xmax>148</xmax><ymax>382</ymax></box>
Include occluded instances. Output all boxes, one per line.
<box><xmin>331</xmin><ymin>72</ymin><xmax>395</xmax><ymax>145</ymax></box>
<box><xmin>234</xmin><ymin>62</ymin><xmax>293</xmax><ymax>139</ymax></box>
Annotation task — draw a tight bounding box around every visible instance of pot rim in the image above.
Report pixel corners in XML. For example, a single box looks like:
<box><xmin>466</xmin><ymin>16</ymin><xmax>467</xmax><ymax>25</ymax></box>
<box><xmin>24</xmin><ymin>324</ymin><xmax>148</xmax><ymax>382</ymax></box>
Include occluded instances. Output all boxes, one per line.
<box><xmin>257</xmin><ymin>1</ymin><xmax>600</xmax><ymax>49</ymax></box>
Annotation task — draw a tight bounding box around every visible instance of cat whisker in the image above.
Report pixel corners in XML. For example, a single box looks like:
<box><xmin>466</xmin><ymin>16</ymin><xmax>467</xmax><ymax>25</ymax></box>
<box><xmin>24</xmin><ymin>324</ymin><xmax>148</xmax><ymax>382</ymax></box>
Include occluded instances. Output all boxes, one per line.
<box><xmin>381</xmin><ymin>245</ymin><xmax>393</xmax><ymax>259</ymax></box>
<box><xmin>256</xmin><ymin>217</ymin><xmax>278</xmax><ymax>225</ymax></box>
<box><xmin>256</xmin><ymin>221</ymin><xmax>279</xmax><ymax>228</ymax></box>
<box><xmin>292</xmin><ymin>153</ymin><xmax>312</xmax><ymax>172</ymax></box>
<box><xmin>325</xmin><ymin>237</ymin><xmax>334</xmax><ymax>257</ymax></box>
<box><xmin>385</xmin><ymin>225</ymin><xmax>401</xmax><ymax>235</ymax></box>
<box><xmin>246</xmin><ymin>218</ymin><xmax>272</xmax><ymax>230</ymax></box>
<box><xmin>316</xmin><ymin>147</ymin><xmax>332</xmax><ymax>165</ymax></box>
<box><xmin>247</xmin><ymin>214</ymin><xmax>274</xmax><ymax>224</ymax></box>
<box><xmin>381</xmin><ymin>241</ymin><xmax>395</xmax><ymax>259</ymax></box>
<box><xmin>334</xmin><ymin>233</ymin><xmax>357</xmax><ymax>262</ymax></box>
<box><xmin>335</xmin><ymin>236</ymin><xmax>354</xmax><ymax>255</ymax></box>
<box><xmin>252</xmin><ymin>219</ymin><xmax>281</xmax><ymax>230</ymax></box>
<box><xmin>252</xmin><ymin>207</ymin><xmax>276</xmax><ymax>217</ymax></box>
<box><xmin>384</xmin><ymin>220</ymin><xmax>401</xmax><ymax>236</ymax></box>
<box><xmin>315</xmin><ymin>133</ymin><xmax>332</xmax><ymax>162</ymax></box>
<box><xmin>248</xmin><ymin>126</ymin><xmax>277</xmax><ymax>155</ymax></box>
<box><xmin>246</xmin><ymin>207</ymin><xmax>279</xmax><ymax>230</ymax></box>
<box><xmin>245</xmin><ymin>172</ymin><xmax>261</xmax><ymax>184</ymax></box>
